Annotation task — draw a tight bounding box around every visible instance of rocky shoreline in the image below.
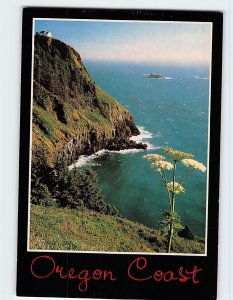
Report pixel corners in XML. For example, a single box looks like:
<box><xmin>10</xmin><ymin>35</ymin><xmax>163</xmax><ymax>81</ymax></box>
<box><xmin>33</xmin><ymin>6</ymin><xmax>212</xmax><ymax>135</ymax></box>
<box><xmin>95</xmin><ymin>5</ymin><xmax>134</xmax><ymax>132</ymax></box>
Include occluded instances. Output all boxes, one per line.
<box><xmin>106</xmin><ymin>137</ymin><xmax>147</xmax><ymax>151</ymax></box>
<box><xmin>61</xmin><ymin>130</ymin><xmax>148</xmax><ymax>166</ymax></box>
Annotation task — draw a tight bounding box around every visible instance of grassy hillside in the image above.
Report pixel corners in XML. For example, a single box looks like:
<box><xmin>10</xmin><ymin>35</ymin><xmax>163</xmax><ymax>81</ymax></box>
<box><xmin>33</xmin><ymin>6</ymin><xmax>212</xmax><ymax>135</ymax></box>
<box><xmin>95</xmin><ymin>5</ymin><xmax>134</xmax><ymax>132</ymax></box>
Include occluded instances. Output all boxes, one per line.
<box><xmin>30</xmin><ymin>205</ymin><xmax>205</xmax><ymax>254</ymax></box>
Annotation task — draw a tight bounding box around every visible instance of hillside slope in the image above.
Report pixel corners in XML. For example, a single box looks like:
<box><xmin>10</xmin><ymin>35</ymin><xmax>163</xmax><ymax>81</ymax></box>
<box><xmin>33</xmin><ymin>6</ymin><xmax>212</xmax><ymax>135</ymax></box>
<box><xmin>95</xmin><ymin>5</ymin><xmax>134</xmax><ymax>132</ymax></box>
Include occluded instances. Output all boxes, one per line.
<box><xmin>32</xmin><ymin>35</ymin><xmax>145</xmax><ymax>166</ymax></box>
<box><xmin>30</xmin><ymin>205</ymin><xmax>205</xmax><ymax>254</ymax></box>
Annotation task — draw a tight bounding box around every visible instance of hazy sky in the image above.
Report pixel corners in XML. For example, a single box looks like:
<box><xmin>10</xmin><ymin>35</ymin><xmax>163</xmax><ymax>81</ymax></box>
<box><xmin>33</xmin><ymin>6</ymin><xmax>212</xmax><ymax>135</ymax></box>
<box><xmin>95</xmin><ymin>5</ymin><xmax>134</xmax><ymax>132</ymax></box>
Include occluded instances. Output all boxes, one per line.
<box><xmin>35</xmin><ymin>19</ymin><xmax>212</xmax><ymax>65</ymax></box>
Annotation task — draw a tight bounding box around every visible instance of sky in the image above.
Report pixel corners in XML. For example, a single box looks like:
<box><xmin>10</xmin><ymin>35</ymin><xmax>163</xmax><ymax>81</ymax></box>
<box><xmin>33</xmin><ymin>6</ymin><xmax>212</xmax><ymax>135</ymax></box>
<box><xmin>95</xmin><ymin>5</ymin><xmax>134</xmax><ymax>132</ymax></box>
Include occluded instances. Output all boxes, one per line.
<box><xmin>35</xmin><ymin>19</ymin><xmax>212</xmax><ymax>66</ymax></box>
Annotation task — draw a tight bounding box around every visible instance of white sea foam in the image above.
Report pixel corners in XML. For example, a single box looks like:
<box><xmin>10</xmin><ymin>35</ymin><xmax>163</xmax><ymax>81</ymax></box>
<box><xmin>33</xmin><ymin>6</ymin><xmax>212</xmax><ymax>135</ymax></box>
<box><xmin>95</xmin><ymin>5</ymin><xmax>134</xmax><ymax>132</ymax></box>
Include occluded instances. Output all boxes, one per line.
<box><xmin>146</xmin><ymin>142</ymin><xmax>159</xmax><ymax>150</ymax></box>
<box><xmin>130</xmin><ymin>126</ymin><xmax>153</xmax><ymax>141</ymax></box>
<box><xmin>194</xmin><ymin>75</ymin><xmax>209</xmax><ymax>80</ymax></box>
<box><xmin>130</xmin><ymin>126</ymin><xmax>157</xmax><ymax>150</ymax></box>
<box><xmin>109</xmin><ymin>148</ymin><xmax>143</xmax><ymax>154</ymax></box>
<box><xmin>149</xmin><ymin>77</ymin><xmax>172</xmax><ymax>80</ymax></box>
<box><xmin>69</xmin><ymin>150</ymin><xmax>106</xmax><ymax>169</ymax></box>
<box><xmin>69</xmin><ymin>148</ymin><xmax>145</xmax><ymax>169</ymax></box>
<box><xmin>69</xmin><ymin>126</ymin><xmax>157</xmax><ymax>168</ymax></box>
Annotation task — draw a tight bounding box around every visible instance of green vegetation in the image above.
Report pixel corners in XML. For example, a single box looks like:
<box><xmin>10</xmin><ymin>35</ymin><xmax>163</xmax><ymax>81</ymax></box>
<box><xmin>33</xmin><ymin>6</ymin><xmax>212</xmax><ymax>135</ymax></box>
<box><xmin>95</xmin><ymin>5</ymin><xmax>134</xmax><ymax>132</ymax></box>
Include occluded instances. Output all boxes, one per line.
<box><xmin>30</xmin><ymin>205</ymin><xmax>205</xmax><ymax>253</ymax></box>
<box><xmin>95</xmin><ymin>85</ymin><xmax>123</xmax><ymax>107</ymax></box>
<box><xmin>31</xmin><ymin>152</ymin><xmax>118</xmax><ymax>216</ymax></box>
<box><xmin>144</xmin><ymin>148</ymin><xmax>206</xmax><ymax>253</ymax></box>
<box><xmin>83</xmin><ymin>108</ymin><xmax>109</xmax><ymax>125</ymax></box>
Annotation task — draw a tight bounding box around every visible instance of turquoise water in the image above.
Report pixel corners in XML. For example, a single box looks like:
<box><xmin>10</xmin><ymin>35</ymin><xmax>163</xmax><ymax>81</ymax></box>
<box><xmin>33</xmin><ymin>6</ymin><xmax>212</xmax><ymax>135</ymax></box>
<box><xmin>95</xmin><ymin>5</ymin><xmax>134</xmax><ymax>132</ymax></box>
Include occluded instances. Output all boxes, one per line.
<box><xmin>83</xmin><ymin>61</ymin><xmax>210</xmax><ymax>237</ymax></box>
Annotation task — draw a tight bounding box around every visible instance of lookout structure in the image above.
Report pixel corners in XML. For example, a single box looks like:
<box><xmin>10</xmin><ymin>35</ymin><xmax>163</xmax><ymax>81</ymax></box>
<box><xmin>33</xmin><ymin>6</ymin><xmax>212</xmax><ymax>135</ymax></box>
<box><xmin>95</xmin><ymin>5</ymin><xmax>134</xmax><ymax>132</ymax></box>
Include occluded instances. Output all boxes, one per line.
<box><xmin>36</xmin><ymin>31</ymin><xmax>52</xmax><ymax>38</ymax></box>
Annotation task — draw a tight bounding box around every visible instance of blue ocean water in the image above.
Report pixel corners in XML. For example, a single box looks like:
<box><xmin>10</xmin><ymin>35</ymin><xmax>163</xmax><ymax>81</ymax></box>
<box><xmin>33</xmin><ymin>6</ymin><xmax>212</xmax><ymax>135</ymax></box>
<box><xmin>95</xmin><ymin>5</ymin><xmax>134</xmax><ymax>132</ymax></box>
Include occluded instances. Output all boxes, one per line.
<box><xmin>83</xmin><ymin>61</ymin><xmax>210</xmax><ymax>237</ymax></box>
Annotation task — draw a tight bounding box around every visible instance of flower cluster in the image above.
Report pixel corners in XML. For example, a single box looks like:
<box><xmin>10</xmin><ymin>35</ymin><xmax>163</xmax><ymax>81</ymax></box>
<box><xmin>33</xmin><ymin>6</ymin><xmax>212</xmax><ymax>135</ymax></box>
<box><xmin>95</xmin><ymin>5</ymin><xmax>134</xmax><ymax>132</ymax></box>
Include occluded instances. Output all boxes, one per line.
<box><xmin>166</xmin><ymin>182</ymin><xmax>185</xmax><ymax>194</ymax></box>
<box><xmin>143</xmin><ymin>154</ymin><xmax>165</xmax><ymax>162</ymax></box>
<box><xmin>181</xmin><ymin>159</ymin><xmax>206</xmax><ymax>172</ymax></box>
<box><xmin>151</xmin><ymin>160</ymin><xmax>173</xmax><ymax>172</ymax></box>
<box><xmin>163</xmin><ymin>147</ymin><xmax>193</xmax><ymax>162</ymax></box>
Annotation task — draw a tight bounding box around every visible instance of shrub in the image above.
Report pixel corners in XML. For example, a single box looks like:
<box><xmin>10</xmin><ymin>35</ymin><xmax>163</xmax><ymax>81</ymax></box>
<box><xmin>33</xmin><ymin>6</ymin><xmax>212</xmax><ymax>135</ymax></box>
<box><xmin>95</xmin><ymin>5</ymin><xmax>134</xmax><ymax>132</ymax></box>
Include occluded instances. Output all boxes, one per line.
<box><xmin>178</xmin><ymin>225</ymin><xmax>195</xmax><ymax>240</ymax></box>
<box><xmin>51</xmin><ymin>160</ymin><xmax>118</xmax><ymax>215</ymax></box>
<box><xmin>31</xmin><ymin>183</ymin><xmax>54</xmax><ymax>207</ymax></box>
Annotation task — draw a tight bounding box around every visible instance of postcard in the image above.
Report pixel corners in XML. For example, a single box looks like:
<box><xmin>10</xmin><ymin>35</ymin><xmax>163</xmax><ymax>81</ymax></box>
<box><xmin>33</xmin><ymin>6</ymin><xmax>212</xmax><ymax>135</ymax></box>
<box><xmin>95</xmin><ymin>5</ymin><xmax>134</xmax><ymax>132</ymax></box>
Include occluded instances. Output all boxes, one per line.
<box><xmin>17</xmin><ymin>7</ymin><xmax>223</xmax><ymax>299</ymax></box>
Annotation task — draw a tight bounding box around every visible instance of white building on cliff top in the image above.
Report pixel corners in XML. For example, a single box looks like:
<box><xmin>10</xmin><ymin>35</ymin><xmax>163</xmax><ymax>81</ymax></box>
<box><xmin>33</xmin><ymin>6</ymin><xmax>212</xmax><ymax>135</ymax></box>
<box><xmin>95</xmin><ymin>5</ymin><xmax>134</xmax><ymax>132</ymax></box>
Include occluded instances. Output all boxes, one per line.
<box><xmin>36</xmin><ymin>31</ymin><xmax>52</xmax><ymax>38</ymax></box>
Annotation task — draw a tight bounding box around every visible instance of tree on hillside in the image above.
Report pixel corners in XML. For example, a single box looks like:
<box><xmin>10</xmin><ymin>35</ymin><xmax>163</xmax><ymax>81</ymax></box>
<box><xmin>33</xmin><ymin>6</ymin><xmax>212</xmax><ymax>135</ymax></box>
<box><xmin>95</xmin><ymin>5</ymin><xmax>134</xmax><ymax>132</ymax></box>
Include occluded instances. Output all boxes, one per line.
<box><xmin>50</xmin><ymin>159</ymin><xmax>119</xmax><ymax>215</ymax></box>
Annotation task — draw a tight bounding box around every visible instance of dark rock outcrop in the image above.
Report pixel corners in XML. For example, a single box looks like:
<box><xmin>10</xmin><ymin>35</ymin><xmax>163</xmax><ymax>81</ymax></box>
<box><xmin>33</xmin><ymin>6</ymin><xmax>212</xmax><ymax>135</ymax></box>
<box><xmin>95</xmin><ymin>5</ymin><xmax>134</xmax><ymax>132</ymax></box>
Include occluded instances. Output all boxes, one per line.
<box><xmin>145</xmin><ymin>73</ymin><xmax>165</xmax><ymax>79</ymax></box>
<box><xmin>106</xmin><ymin>139</ymin><xmax>147</xmax><ymax>151</ymax></box>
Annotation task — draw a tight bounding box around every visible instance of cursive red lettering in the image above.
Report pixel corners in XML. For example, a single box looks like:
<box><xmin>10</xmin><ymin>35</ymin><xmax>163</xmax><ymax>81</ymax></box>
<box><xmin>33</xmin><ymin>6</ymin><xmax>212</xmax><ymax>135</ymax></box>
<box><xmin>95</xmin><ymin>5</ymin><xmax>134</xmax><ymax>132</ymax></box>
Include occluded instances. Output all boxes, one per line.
<box><xmin>55</xmin><ymin>266</ymin><xmax>68</xmax><ymax>279</ymax></box>
<box><xmin>78</xmin><ymin>270</ymin><xmax>91</xmax><ymax>292</ymax></box>
<box><xmin>93</xmin><ymin>269</ymin><xmax>103</xmax><ymax>280</ymax></box>
<box><xmin>68</xmin><ymin>268</ymin><xmax>77</xmax><ymax>279</ymax></box>
<box><xmin>163</xmin><ymin>271</ymin><xmax>178</xmax><ymax>282</ymax></box>
<box><xmin>186</xmin><ymin>266</ymin><xmax>203</xmax><ymax>284</ymax></box>
<box><xmin>178</xmin><ymin>266</ymin><xmax>190</xmax><ymax>283</ymax></box>
<box><xmin>128</xmin><ymin>257</ymin><xmax>153</xmax><ymax>282</ymax></box>
<box><xmin>30</xmin><ymin>255</ymin><xmax>118</xmax><ymax>292</ymax></box>
<box><xmin>31</xmin><ymin>255</ymin><xmax>55</xmax><ymax>279</ymax></box>
<box><xmin>154</xmin><ymin>270</ymin><xmax>164</xmax><ymax>281</ymax></box>
<box><xmin>103</xmin><ymin>270</ymin><xmax>117</xmax><ymax>281</ymax></box>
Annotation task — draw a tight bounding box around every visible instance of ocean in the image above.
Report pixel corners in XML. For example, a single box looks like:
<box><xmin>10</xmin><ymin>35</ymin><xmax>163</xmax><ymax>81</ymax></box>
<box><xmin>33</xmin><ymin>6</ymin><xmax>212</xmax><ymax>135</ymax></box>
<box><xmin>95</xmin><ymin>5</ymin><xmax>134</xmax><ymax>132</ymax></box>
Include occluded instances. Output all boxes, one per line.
<box><xmin>77</xmin><ymin>61</ymin><xmax>210</xmax><ymax>237</ymax></box>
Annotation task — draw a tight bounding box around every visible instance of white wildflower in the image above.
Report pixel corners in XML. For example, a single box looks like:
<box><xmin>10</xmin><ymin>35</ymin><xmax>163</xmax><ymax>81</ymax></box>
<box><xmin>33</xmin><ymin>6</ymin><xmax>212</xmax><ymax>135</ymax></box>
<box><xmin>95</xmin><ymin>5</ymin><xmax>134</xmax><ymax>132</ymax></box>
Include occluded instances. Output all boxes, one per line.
<box><xmin>164</xmin><ymin>147</ymin><xmax>193</xmax><ymax>162</ymax></box>
<box><xmin>181</xmin><ymin>159</ymin><xmax>206</xmax><ymax>172</ymax></box>
<box><xmin>166</xmin><ymin>182</ymin><xmax>185</xmax><ymax>194</ymax></box>
<box><xmin>144</xmin><ymin>154</ymin><xmax>165</xmax><ymax>162</ymax></box>
<box><xmin>151</xmin><ymin>160</ymin><xmax>173</xmax><ymax>172</ymax></box>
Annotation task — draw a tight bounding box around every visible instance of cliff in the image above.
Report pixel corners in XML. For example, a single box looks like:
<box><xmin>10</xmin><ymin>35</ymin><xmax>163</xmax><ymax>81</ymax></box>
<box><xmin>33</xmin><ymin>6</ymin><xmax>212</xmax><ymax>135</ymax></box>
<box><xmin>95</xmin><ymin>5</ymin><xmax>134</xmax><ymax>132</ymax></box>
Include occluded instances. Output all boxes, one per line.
<box><xmin>32</xmin><ymin>35</ymin><xmax>145</xmax><ymax>166</ymax></box>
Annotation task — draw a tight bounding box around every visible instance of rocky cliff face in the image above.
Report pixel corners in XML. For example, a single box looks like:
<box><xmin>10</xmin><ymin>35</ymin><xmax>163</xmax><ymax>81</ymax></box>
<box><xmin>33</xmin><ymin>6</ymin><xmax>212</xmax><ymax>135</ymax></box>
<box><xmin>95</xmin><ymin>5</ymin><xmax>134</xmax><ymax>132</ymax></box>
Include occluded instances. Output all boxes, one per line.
<box><xmin>32</xmin><ymin>35</ymin><xmax>145</xmax><ymax>166</ymax></box>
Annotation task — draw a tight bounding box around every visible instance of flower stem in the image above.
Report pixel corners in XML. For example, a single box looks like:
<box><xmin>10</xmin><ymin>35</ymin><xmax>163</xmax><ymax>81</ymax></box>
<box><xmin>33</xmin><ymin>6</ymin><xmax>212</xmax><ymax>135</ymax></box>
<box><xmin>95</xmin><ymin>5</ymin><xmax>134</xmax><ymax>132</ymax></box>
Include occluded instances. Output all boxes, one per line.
<box><xmin>160</xmin><ymin>169</ymin><xmax>171</xmax><ymax>206</ymax></box>
<box><xmin>167</xmin><ymin>160</ymin><xmax>176</xmax><ymax>253</ymax></box>
<box><xmin>178</xmin><ymin>168</ymin><xmax>193</xmax><ymax>185</ymax></box>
